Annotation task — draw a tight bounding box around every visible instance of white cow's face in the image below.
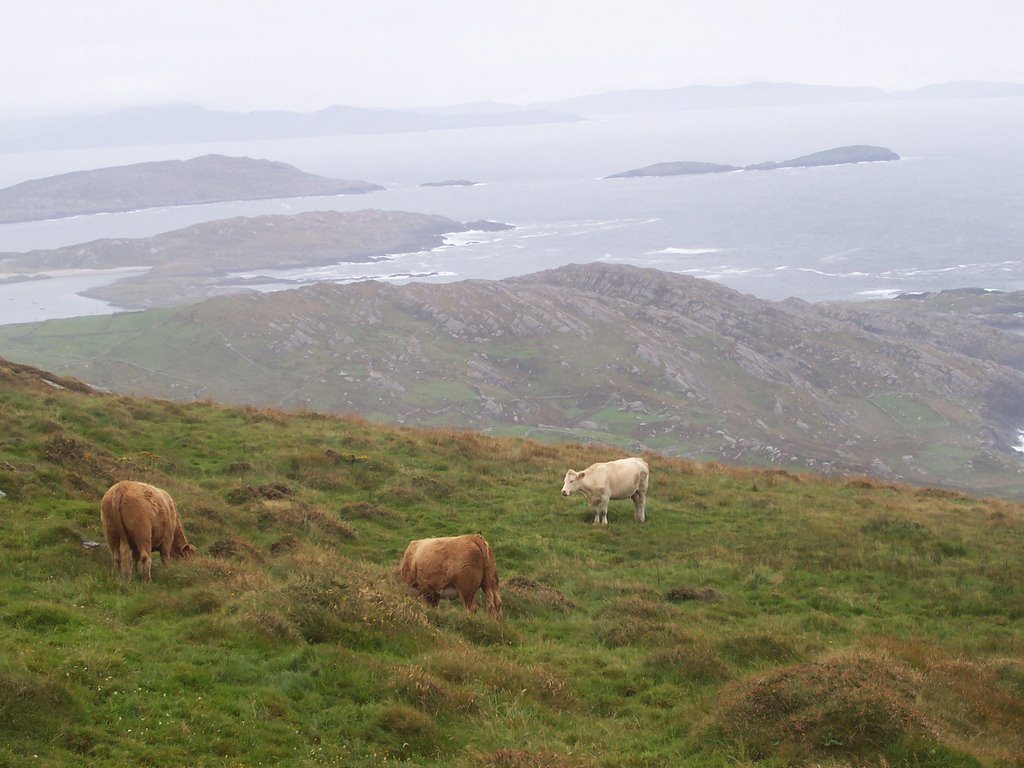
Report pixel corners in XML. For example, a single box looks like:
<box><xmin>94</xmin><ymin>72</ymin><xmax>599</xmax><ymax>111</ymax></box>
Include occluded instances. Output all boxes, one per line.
<box><xmin>561</xmin><ymin>470</ymin><xmax>581</xmax><ymax>496</ymax></box>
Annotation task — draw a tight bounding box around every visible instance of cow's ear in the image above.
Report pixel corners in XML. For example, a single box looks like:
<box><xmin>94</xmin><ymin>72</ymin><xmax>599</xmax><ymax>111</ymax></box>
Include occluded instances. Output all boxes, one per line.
<box><xmin>577</xmin><ymin>471</ymin><xmax>585</xmax><ymax>479</ymax></box>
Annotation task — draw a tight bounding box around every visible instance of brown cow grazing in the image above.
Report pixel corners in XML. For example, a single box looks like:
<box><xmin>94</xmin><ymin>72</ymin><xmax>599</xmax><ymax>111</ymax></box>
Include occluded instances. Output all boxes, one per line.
<box><xmin>561</xmin><ymin>456</ymin><xmax>649</xmax><ymax>524</ymax></box>
<box><xmin>100</xmin><ymin>480</ymin><xmax>195</xmax><ymax>581</ymax></box>
<box><xmin>400</xmin><ymin>534</ymin><xmax>502</xmax><ymax>619</ymax></box>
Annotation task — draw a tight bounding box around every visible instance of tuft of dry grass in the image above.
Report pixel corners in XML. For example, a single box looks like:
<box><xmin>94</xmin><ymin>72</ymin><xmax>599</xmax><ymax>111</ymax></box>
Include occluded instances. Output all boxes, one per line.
<box><xmin>477</xmin><ymin>748</ymin><xmax>594</xmax><ymax>768</ymax></box>
<box><xmin>370</xmin><ymin>702</ymin><xmax>439</xmax><ymax>757</ymax></box>
<box><xmin>256</xmin><ymin>499</ymin><xmax>356</xmax><ymax>540</ymax></box>
<box><xmin>388</xmin><ymin>664</ymin><xmax>480</xmax><ymax>714</ymax></box>
<box><xmin>207</xmin><ymin>535</ymin><xmax>265</xmax><ymax>562</ymax></box>
<box><xmin>424</xmin><ymin>645</ymin><xmax>574</xmax><ymax>708</ymax></box>
<box><xmin>338</xmin><ymin>500</ymin><xmax>394</xmax><ymax>520</ymax></box>
<box><xmin>665</xmin><ymin>585</ymin><xmax>720</xmax><ymax>602</ymax></box>
<box><xmin>699</xmin><ymin>652</ymin><xmax>924</xmax><ymax>762</ymax></box>
<box><xmin>645</xmin><ymin>643</ymin><xmax>732</xmax><ymax>686</ymax></box>
<box><xmin>842</xmin><ymin>476</ymin><xmax>902</xmax><ymax>492</ymax></box>
<box><xmin>504</xmin><ymin>576</ymin><xmax>576</xmax><ymax>615</ymax></box>
<box><xmin>698</xmin><ymin>645</ymin><xmax>1024</xmax><ymax>765</ymax></box>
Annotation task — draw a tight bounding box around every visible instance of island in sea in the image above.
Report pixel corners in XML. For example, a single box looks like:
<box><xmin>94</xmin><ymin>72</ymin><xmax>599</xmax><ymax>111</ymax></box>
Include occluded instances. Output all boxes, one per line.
<box><xmin>419</xmin><ymin>179</ymin><xmax>480</xmax><ymax>187</ymax></box>
<box><xmin>0</xmin><ymin>154</ymin><xmax>385</xmax><ymax>224</ymax></box>
<box><xmin>606</xmin><ymin>145</ymin><xmax>899</xmax><ymax>179</ymax></box>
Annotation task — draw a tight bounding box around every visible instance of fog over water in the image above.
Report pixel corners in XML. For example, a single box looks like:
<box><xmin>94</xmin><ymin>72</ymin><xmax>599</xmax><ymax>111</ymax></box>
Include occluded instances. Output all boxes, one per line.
<box><xmin>1</xmin><ymin>96</ymin><xmax>1022</xmax><ymax>324</ymax></box>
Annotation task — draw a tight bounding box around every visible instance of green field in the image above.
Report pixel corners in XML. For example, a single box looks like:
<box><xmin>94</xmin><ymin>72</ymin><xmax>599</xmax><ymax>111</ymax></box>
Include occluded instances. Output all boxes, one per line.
<box><xmin>2</xmin><ymin>361</ymin><xmax>1023</xmax><ymax>766</ymax></box>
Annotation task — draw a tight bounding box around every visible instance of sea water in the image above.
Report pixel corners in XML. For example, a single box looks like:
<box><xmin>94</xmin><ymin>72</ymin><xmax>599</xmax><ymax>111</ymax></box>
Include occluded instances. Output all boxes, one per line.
<box><xmin>0</xmin><ymin>96</ymin><xmax>1022</xmax><ymax>323</ymax></box>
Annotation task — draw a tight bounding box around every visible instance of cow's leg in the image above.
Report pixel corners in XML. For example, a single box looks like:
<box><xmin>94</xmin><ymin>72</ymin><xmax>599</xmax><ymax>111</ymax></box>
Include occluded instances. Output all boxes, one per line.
<box><xmin>125</xmin><ymin>541</ymin><xmax>141</xmax><ymax>580</ymax></box>
<box><xmin>118</xmin><ymin>542</ymin><xmax>136</xmax><ymax>579</ymax></box>
<box><xmin>591</xmin><ymin>500</ymin><xmax>603</xmax><ymax>524</ymax></box>
<box><xmin>105</xmin><ymin>529</ymin><xmax>126</xmax><ymax>578</ymax></box>
<box><xmin>632</xmin><ymin>489</ymin><xmax>646</xmax><ymax>522</ymax></box>
<box><xmin>138</xmin><ymin>547</ymin><xmax>153</xmax><ymax>582</ymax></box>
<box><xmin>460</xmin><ymin>588</ymin><xmax>479</xmax><ymax>614</ymax></box>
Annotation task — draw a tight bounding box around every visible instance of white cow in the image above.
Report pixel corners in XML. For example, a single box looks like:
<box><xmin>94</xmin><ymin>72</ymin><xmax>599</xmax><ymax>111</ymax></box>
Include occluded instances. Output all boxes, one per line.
<box><xmin>560</xmin><ymin>457</ymin><xmax>649</xmax><ymax>524</ymax></box>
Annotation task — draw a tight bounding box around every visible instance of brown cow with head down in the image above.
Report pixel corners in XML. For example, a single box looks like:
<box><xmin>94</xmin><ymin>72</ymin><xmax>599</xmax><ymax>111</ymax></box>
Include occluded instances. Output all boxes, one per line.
<box><xmin>100</xmin><ymin>480</ymin><xmax>195</xmax><ymax>581</ymax></box>
<box><xmin>400</xmin><ymin>533</ymin><xmax>502</xmax><ymax>619</ymax></box>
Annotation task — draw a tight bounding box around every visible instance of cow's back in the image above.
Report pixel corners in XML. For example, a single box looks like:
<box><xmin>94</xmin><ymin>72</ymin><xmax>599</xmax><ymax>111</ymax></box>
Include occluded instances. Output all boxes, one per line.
<box><xmin>425</xmin><ymin>536</ymin><xmax>483</xmax><ymax>584</ymax></box>
<box><xmin>585</xmin><ymin>457</ymin><xmax>648</xmax><ymax>498</ymax></box>
<box><xmin>105</xmin><ymin>481</ymin><xmax>179</xmax><ymax>543</ymax></box>
<box><xmin>400</xmin><ymin>535</ymin><xmax>487</xmax><ymax>588</ymax></box>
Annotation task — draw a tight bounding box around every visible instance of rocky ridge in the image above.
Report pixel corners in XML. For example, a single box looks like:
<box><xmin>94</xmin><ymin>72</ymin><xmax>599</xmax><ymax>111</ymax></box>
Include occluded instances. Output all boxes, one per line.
<box><xmin>5</xmin><ymin>262</ymin><xmax>1024</xmax><ymax>498</ymax></box>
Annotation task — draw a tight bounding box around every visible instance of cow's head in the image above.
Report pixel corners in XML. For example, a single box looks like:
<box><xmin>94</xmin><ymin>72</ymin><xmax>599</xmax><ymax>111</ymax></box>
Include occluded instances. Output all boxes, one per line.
<box><xmin>172</xmin><ymin>541</ymin><xmax>197</xmax><ymax>560</ymax></box>
<box><xmin>561</xmin><ymin>470</ymin><xmax>584</xmax><ymax>496</ymax></box>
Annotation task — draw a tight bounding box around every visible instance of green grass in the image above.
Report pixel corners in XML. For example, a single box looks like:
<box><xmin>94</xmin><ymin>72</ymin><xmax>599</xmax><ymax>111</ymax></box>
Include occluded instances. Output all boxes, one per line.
<box><xmin>1</xmin><ymin>367</ymin><xmax>1024</xmax><ymax>766</ymax></box>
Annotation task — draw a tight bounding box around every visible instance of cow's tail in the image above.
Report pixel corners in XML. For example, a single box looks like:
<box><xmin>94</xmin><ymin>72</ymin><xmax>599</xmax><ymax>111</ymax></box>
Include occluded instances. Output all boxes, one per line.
<box><xmin>103</xmin><ymin>483</ymin><xmax>133</xmax><ymax>577</ymax></box>
<box><xmin>475</xmin><ymin>536</ymin><xmax>503</xmax><ymax>619</ymax></box>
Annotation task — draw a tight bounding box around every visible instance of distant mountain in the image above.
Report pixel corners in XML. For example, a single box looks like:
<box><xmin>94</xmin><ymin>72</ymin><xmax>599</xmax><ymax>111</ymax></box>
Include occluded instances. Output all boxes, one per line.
<box><xmin>892</xmin><ymin>80</ymin><xmax>1024</xmax><ymax>100</ymax></box>
<box><xmin>0</xmin><ymin>154</ymin><xmax>383</xmax><ymax>224</ymax></box>
<box><xmin>607</xmin><ymin>145</ymin><xmax>899</xmax><ymax>179</ymax></box>
<box><xmin>3</xmin><ymin>262</ymin><xmax>1023</xmax><ymax>499</ymax></box>
<box><xmin>532</xmin><ymin>80</ymin><xmax>1024</xmax><ymax>115</ymax></box>
<box><xmin>4</xmin><ymin>82</ymin><xmax>1020</xmax><ymax>153</ymax></box>
<box><xmin>0</xmin><ymin>209</ymin><xmax>492</xmax><ymax>308</ymax></box>
<box><xmin>0</xmin><ymin>102</ymin><xmax>584</xmax><ymax>153</ymax></box>
<box><xmin>532</xmin><ymin>82</ymin><xmax>887</xmax><ymax>114</ymax></box>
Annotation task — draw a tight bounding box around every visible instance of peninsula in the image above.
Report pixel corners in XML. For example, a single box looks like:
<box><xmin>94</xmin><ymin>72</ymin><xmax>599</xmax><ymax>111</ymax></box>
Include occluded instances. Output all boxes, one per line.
<box><xmin>0</xmin><ymin>209</ymin><xmax>501</xmax><ymax>308</ymax></box>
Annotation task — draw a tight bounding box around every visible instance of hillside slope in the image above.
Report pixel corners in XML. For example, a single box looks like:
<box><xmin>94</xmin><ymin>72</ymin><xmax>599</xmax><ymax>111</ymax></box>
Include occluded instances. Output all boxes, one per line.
<box><xmin>2</xmin><ymin>263</ymin><xmax>1023</xmax><ymax>499</ymax></box>
<box><xmin>1</xmin><ymin>356</ymin><xmax>1023</xmax><ymax>766</ymax></box>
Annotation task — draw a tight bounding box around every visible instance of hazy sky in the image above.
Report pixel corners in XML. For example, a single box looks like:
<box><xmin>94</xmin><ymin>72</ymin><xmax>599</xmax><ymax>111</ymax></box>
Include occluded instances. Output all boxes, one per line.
<box><xmin>5</xmin><ymin>0</ymin><xmax>1024</xmax><ymax>118</ymax></box>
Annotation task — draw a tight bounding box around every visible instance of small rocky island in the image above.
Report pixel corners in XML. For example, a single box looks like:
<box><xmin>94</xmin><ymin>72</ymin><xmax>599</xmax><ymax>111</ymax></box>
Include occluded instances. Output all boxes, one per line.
<box><xmin>463</xmin><ymin>219</ymin><xmax>514</xmax><ymax>232</ymax></box>
<box><xmin>607</xmin><ymin>145</ymin><xmax>899</xmax><ymax>179</ymax></box>
<box><xmin>419</xmin><ymin>179</ymin><xmax>479</xmax><ymax>187</ymax></box>
<box><xmin>0</xmin><ymin>154</ymin><xmax>385</xmax><ymax>224</ymax></box>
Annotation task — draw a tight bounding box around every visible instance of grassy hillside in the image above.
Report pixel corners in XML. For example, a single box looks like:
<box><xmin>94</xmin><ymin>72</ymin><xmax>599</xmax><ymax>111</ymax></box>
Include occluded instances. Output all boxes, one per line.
<box><xmin>2</xmin><ymin>358</ymin><xmax>1024</xmax><ymax>766</ymax></box>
